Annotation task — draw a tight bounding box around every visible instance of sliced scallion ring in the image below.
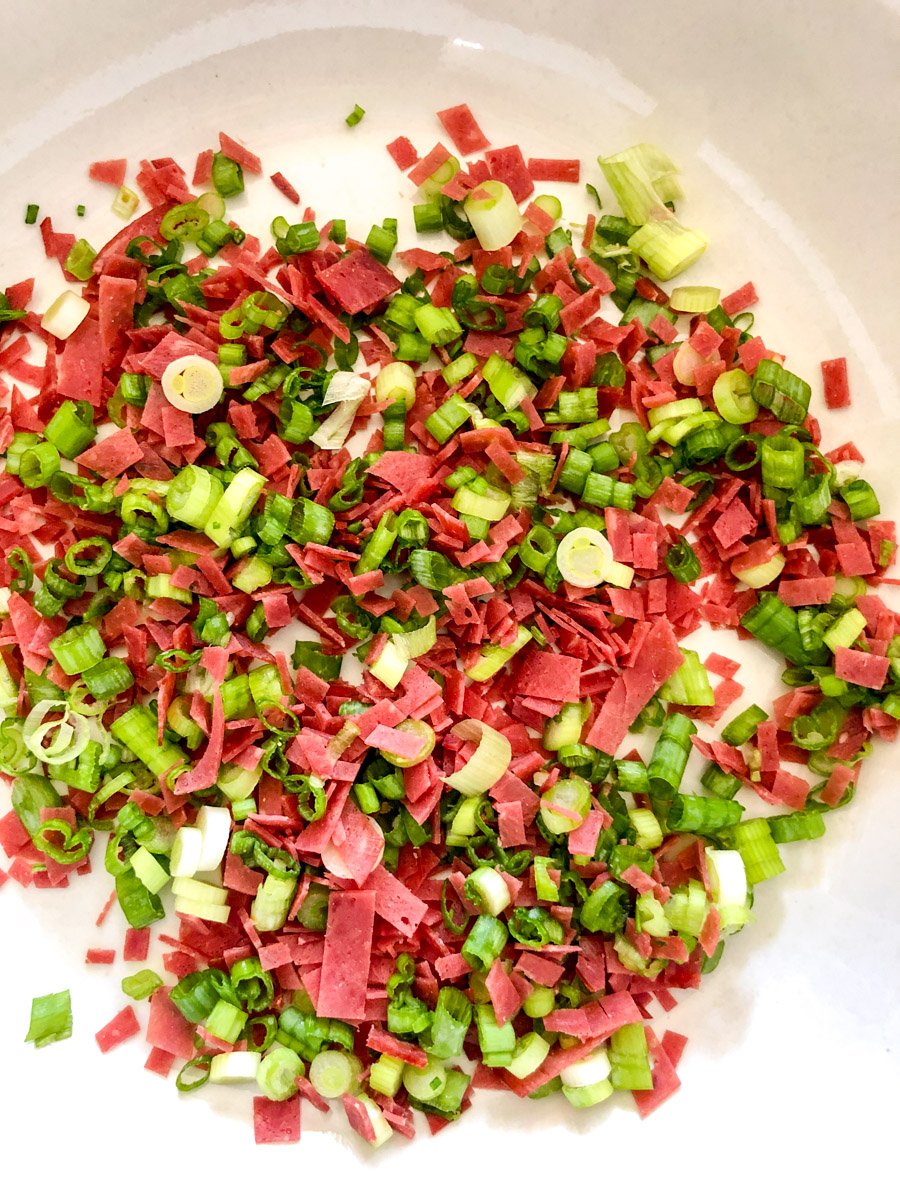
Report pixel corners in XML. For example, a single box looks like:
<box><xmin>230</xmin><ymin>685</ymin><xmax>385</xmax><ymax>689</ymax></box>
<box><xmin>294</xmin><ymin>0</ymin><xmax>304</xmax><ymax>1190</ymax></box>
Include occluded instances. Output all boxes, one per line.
<box><xmin>161</xmin><ymin>354</ymin><xmax>225</xmax><ymax>414</ymax></box>
<box><xmin>556</xmin><ymin>527</ymin><xmax>614</xmax><ymax>588</ymax></box>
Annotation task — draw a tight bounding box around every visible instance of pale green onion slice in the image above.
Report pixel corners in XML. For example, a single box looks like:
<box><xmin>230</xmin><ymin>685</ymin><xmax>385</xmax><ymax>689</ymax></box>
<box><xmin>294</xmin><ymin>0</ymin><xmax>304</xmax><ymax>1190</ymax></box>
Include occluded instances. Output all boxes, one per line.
<box><xmin>369</xmin><ymin>638</ymin><xmax>410</xmax><ymax>689</ymax></box>
<box><xmin>174</xmin><ymin>897</ymin><xmax>231</xmax><ymax>924</ymax></box>
<box><xmin>196</xmin><ymin>191</ymin><xmax>226</xmax><ymax>220</ymax></box>
<box><xmin>733</xmin><ymin>552</ymin><xmax>785</xmax><ymax>588</ymax></box>
<box><xmin>169</xmin><ymin>825</ymin><xmax>204</xmax><ymax>878</ymax></box>
<box><xmin>311</xmin><ymin>371</ymin><xmax>370</xmax><ymax>450</ymax></box>
<box><xmin>506</xmin><ymin>1032</ymin><xmax>551</xmax><ymax>1080</ymax></box>
<box><xmin>309</xmin><ymin>1050</ymin><xmax>360</xmax><ymax>1098</ymax></box>
<box><xmin>452</xmin><ymin>481</ymin><xmax>511</xmax><ymax>522</ymax></box>
<box><xmin>540</xmin><ymin>776</ymin><xmax>591</xmax><ymax>835</ymax></box>
<box><xmin>823</xmin><ymin>607</ymin><xmax>867</xmax><ymax>652</ymax></box>
<box><xmin>705</xmin><ymin>848</ymin><xmax>749</xmax><ymax>930</ymax></box>
<box><xmin>465</xmin><ymin>626</ymin><xmax>532</xmax><ymax>682</ymax></box>
<box><xmin>465</xmin><ymin>866</ymin><xmax>511</xmax><ymax>916</ymax></box>
<box><xmin>420</xmin><ymin>154</ymin><xmax>460</xmax><ymax>199</ymax></box>
<box><xmin>669</xmin><ymin>285</ymin><xmax>720</xmax><ymax>313</ymax></box>
<box><xmin>533</xmin><ymin>194</ymin><xmax>562</xmax><ymax>221</ymax></box>
<box><xmin>713</xmin><ymin>368</ymin><xmax>759</xmax><ymax>424</ymax></box>
<box><xmin>218</xmin><ymin>762</ymin><xmax>262</xmax><ymax>803</ymax></box>
<box><xmin>112</xmin><ymin>186</ymin><xmax>140</xmax><ymax>219</ymax></box>
<box><xmin>251</xmin><ymin>873</ymin><xmax>297</xmax><ymax>932</ymax></box>
<box><xmin>375</xmin><ymin>361</ymin><xmax>417</xmax><ymax>407</ymax></box>
<box><xmin>392</xmin><ymin>615</ymin><xmax>437</xmax><ymax>661</ymax></box>
<box><xmin>209</xmin><ymin>1050</ymin><xmax>261</xmax><ymax>1083</ymax></box>
<box><xmin>464</xmin><ymin>179</ymin><xmax>522</xmax><ymax>251</ymax></box>
<box><xmin>41</xmin><ymin>290</ymin><xmax>90</xmax><ymax>340</ymax></box>
<box><xmin>560</xmin><ymin>1046</ymin><xmax>612</xmax><ymax>1089</ymax></box>
<box><xmin>357</xmin><ymin>1095</ymin><xmax>393</xmax><ymax>1148</ymax></box>
<box><xmin>647</xmin><ymin>396</ymin><xmax>703</xmax><ymax>428</ymax></box>
<box><xmin>204</xmin><ymin>467</ymin><xmax>266</xmax><ymax>548</ymax></box>
<box><xmin>628</xmin><ymin>218</ymin><xmax>708</xmax><ymax>281</ymax></box>
<box><xmin>171</xmin><ymin>877</ymin><xmax>229</xmax><ymax>906</ymax></box>
<box><xmin>603</xmin><ymin>560</ymin><xmax>635</xmax><ymax>589</ymax></box>
<box><xmin>196</xmin><ymin>805</ymin><xmax>234</xmax><ymax>872</ymax></box>
<box><xmin>380</xmin><ymin>719</ymin><xmax>435</xmax><ymax>768</ymax></box>
<box><xmin>556</xmin><ymin>527</ymin><xmax>613</xmax><ymax>589</ymax></box>
<box><xmin>23</xmin><ymin>700</ymin><xmax>90</xmax><ymax>765</ymax></box>
<box><xmin>161</xmin><ymin>355</ymin><xmax>225</xmax><ymax>414</ymax></box>
<box><xmin>563</xmin><ymin>1079</ymin><xmax>614</xmax><ymax>1108</ymax></box>
<box><xmin>598</xmin><ymin>143</ymin><xmax>682</xmax><ymax>225</ymax></box>
<box><xmin>542</xmin><ymin>701</ymin><xmax>589</xmax><ymax>751</ymax></box>
<box><xmin>443</xmin><ymin>720</ymin><xmax>512</xmax><ymax>796</ymax></box>
<box><xmin>130</xmin><ymin>846</ymin><xmax>170</xmax><ymax>895</ymax></box>
<box><xmin>402</xmin><ymin>1057</ymin><xmax>447</xmax><ymax>1102</ymax></box>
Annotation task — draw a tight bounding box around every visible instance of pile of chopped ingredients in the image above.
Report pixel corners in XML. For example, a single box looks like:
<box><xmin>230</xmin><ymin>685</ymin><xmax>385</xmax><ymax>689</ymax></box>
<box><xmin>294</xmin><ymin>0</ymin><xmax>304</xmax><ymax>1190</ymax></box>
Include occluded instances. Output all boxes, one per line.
<box><xmin>2</xmin><ymin>104</ymin><xmax>898</xmax><ymax>1147</ymax></box>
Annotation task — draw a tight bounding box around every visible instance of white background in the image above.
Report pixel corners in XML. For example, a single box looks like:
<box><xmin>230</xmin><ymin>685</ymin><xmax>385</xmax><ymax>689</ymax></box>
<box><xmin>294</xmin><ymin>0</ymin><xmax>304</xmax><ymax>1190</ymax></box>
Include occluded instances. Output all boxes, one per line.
<box><xmin>0</xmin><ymin>2</ymin><xmax>898</xmax><ymax>1196</ymax></box>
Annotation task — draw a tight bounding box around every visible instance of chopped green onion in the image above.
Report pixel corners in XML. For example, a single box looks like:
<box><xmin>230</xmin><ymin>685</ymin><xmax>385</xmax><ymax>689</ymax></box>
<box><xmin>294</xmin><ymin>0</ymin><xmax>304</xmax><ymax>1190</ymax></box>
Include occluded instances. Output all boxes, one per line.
<box><xmin>25</xmin><ymin>990</ymin><xmax>73</xmax><ymax>1048</ymax></box>
<box><xmin>730</xmin><ymin>818</ymin><xmax>785</xmax><ymax>885</ymax></box>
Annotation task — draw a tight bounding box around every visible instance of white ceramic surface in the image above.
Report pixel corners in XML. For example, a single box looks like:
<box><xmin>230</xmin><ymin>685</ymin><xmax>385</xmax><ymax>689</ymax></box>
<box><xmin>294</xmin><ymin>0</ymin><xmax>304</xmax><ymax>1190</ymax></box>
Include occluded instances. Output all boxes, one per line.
<box><xmin>1</xmin><ymin>2</ymin><xmax>898</xmax><ymax>1196</ymax></box>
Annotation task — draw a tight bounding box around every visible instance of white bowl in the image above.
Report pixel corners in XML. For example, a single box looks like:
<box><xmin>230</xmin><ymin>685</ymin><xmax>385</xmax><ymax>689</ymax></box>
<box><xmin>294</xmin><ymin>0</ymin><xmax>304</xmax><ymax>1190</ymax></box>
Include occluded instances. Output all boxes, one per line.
<box><xmin>1</xmin><ymin>1</ymin><xmax>897</xmax><ymax>1194</ymax></box>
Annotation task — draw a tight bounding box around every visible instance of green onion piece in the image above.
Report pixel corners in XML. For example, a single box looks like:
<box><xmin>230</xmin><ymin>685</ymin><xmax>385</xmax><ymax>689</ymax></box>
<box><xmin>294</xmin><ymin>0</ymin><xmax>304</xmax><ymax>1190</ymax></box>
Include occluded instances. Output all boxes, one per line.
<box><xmin>427</xmin><ymin>398</ymin><xmax>475</xmax><ymax>446</ymax></box>
<box><xmin>667</xmin><ymin>792</ymin><xmax>744</xmax><ymax>833</ymax></box>
<box><xmin>204</xmin><ymin>467</ymin><xmax>265</xmax><ymax>548</ymax></box>
<box><xmin>701</xmin><ymin>762</ymin><xmax>742</xmax><ymax>802</ymax></box>
<box><xmin>414</xmin><ymin>200</ymin><xmax>443</xmax><ymax>233</ymax></box>
<box><xmin>713</xmin><ymin>368</ymin><xmax>758</xmax><ymax>424</ymax></box>
<box><xmin>475</xmin><ymin>1003</ymin><xmax>516</xmax><ymax>1068</ymax></box>
<box><xmin>309</xmin><ymin>1049</ymin><xmax>359</xmax><ymax>1098</ymax></box>
<box><xmin>251</xmin><ymin>873</ymin><xmax>297</xmax><ymax>932</ymax></box>
<box><xmin>20</xmin><ymin>441</ymin><xmax>61</xmax><ymax>489</ymax></box>
<box><xmin>665</xmin><ymin>536</ymin><xmax>701</xmax><ymax>583</ymax></box>
<box><xmin>628</xmin><ymin>217</ymin><xmax>707</xmax><ymax>281</ymax></box>
<box><xmin>768</xmin><ymin>810</ymin><xmax>827</xmax><ymax>843</ymax></box>
<box><xmin>25</xmin><ymin>202</ymin><xmax>39</xmax><ymax>224</ymax></box>
<box><xmin>721</xmin><ymin>703</ymin><xmax>768</xmax><ymax>747</ymax></box>
<box><xmin>212</xmin><ymin>152</ymin><xmax>244</xmax><ymax>198</ymax></box>
<box><xmin>840</xmin><ymin>478</ymin><xmax>880</xmax><ymax>521</ymax></box>
<box><xmin>122</xmin><ymin>969</ymin><xmax>164</xmax><ymax>1001</ymax></box>
<box><xmin>366</xmin><ymin>219</ymin><xmax>398</xmax><ymax>265</ymax></box>
<box><xmin>115</xmin><ymin>868</ymin><xmax>165</xmax><ymax>929</ymax></box>
<box><xmin>415</xmin><ymin>303</ymin><xmax>462</xmax><ymax>346</ymax></box>
<box><xmin>427</xmin><ymin>984</ymin><xmax>475</xmax><ymax>1060</ymax></box>
<box><xmin>48</xmin><ymin>623</ymin><xmax>105</xmax><ymax>676</ymax></box>
<box><xmin>110</xmin><ymin>706</ymin><xmax>186</xmax><ymax>778</ymax></box>
<box><xmin>461</xmin><ymin>914</ymin><xmax>508</xmax><ymax>971</ymax></box>
<box><xmin>792</xmin><ymin>472</ymin><xmax>832</xmax><ymax>526</ymax></box>
<box><xmin>609</xmin><ymin>1022</ymin><xmax>652</xmax><ymax>1090</ymax></box>
<box><xmin>581</xmin><ymin>879</ymin><xmax>628</xmax><ymax>934</ymax></box>
<box><xmin>628</xmin><ymin>808</ymin><xmax>663</xmax><ymax>851</ymax></box>
<box><xmin>659</xmin><ymin>649</ymin><xmax>714</xmax><ymax>706</ymax></box>
<box><xmin>752</xmin><ymin>358</ymin><xmax>811</xmax><ymax>425</ymax></box>
<box><xmin>370</xmin><ymin>1053</ymin><xmax>405</xmax><ymax>1097</ymax></box>
<box><xmin>482</xmin><ymin>352</ymin><xmax>536</xmax><ymax>411</ymax></box>
<box><xmin>742</xmin><ymin>593</ymin><xmax>820</xmax><ymax>666</ymax></box>
<box><xmin>63</xmin><ymin>238</ymin><xmax>97</xmax><ymax>281</ymax></box>
<box><xmin>257</xmin><ymin>1044</ymin><xmax>305</xmax><ymax>1101</ymax></box>
<box><xmin>422</xmin><ymin>987</ymin><xmax>470</xmax><ymax>1063</ymax></box>
<box><xmin>823</xmin><ymin>607</ymin><xmax>867</xmax><ymax>653</ymax></box>
<box><xmin>345</xmin><ymin>103</ymin><xmax>365</xmax><ymax>127</ymax></box>
<box><xmin>165</xmin><ymin>466</ymin><xmax>224</xmax><ymax>529</ymax></box>
<box><xmin>25</xmin><ymin>990</ymin><xmax>72</xmax><ymax>1048</ymax></box>
<box><xmin>204</xmin><ymin>999</ymin><xmax>246</xmax><ymax>1045</ymax></box>
<box><xmin>730</xmin><ymin>818</ymin><xmax>785</xmax><ymax>885</ymax></box>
